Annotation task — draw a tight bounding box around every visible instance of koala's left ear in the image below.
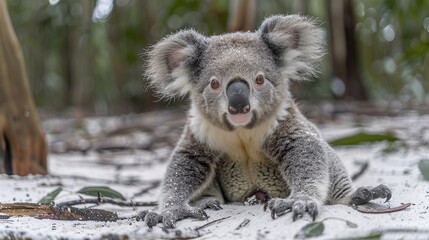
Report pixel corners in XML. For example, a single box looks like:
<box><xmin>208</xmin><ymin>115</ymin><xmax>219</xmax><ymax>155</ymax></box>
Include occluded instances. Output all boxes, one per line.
<box><xmin>146</xmin><ymin>30</ymin><xmax>208</xmax><ymax>99</ymax></box>
<box><xmin>259</xmin><ymin>15</ymin><xmax>324</xmax><ymax>81</ymax></box>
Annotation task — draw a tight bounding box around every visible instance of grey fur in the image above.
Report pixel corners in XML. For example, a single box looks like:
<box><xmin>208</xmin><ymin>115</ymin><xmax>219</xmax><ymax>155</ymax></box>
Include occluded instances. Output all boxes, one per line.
<box><xmin>144</xmin><ymin>15</ymin><xmax>391</xmax><ymax>228</ymax></box>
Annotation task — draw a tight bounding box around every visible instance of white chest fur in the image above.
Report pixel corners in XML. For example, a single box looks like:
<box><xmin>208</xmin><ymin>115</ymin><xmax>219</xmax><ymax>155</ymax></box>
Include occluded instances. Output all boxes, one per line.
<box><xmin>189</xmin><ymin>105</ymin><xmax>279</xmax><ymax>163</ymax></box>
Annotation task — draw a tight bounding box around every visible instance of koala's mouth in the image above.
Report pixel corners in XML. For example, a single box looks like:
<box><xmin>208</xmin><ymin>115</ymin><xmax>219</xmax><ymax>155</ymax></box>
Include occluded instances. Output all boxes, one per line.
<box><xmin>224</xmin><ymin>111</ymin><xmax>256</xmax><ymax>130</ymax></box>
<box><xmin>228</xmin><ymin>113</ymin><xmax>252</xmax><ymax>125</ymax></box>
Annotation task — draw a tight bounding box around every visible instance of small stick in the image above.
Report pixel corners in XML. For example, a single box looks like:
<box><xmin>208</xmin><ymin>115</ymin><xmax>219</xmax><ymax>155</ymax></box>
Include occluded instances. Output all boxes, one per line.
<box><xmin>355</xmin><ymin>203</ymin><xmax>411</xmax><ymax>214</ymax></box>
<box><xmin>235</xmin><ymin>218</ymin><xmax>250</xmax><ymax>230</ymax></box>
<box><xmin>56</xmin><ymin>198</ymin><xmax>157</xmax><ymax>207</ymax></box>
<box><xmin>195</xmin><ymin>216</ymin><xmax>231</xmax><ymax>231</ymax></box>
<box><xmin>351</xmin><ymin>162</ymin><xmax>369</xmax><ymax>181</ymax></box>
<box><xmin>131</xmin><ymin>182</ymin><xmax>160</xmax><ymax>198</ymax></box>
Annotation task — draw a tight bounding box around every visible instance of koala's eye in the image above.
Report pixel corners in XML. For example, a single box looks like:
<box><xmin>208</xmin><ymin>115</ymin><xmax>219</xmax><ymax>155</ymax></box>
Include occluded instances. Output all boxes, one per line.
<box><xmin>210</xmin><ymin>78</ymin><xmax>220</xmax><ymax>90</ymax></box>
<box><xmin>255</xmin><ymin>75</ymin><xmax>265</xmax><ymax>85</ymax></box>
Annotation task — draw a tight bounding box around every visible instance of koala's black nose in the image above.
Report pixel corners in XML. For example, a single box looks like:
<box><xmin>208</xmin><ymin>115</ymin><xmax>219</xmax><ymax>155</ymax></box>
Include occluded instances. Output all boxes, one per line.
<box><xmin>226</xmin><ymin>79</ymin><xmax>250</xmax><ymax>115</ymax></box>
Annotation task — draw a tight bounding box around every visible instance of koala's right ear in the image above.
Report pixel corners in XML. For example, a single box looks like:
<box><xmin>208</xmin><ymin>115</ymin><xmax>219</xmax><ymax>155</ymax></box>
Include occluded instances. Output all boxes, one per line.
<box><xmin>259</xmin><ymin>15</ymin><xmax>324</xmax><ymax>81</ymax></box>
<box><xmin>146</xmin><ymin>30</ymin><xmax>208</xmax><ymax>99</ymax></box>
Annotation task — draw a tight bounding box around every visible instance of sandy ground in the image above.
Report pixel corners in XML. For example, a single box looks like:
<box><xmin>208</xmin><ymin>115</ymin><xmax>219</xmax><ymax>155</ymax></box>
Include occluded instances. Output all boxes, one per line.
<box><xmin>1</xmin><ymin>112</ymin><xmax>429</xmax><ymax>239</ymax></box>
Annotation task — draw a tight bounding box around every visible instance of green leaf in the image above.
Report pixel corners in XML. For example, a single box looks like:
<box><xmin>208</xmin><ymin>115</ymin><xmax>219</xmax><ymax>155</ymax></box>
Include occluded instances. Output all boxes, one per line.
<box><xmin>38</xmin><ymin>187</ymin><xmax>63</xmax><ymax>204</ymax></box>
<box><xmin>342</xmin><ymin>232</ymin><xmax>382</xmax><ymax>240</ymax></box>
<box><xmin>329</xmin><ymin>132</ymin><xmax>399</xmax><ymax>146</ymax></box>
<box><xmin>77</xmin><ymin>186</ymin><xmax>126</xmax><ymax>200</ymax></box>
<box><xmin>418</xmin><ymin>159</ymin><xmax>429</xmax><ymax>181</ymax></box>
<box><xmin>295</xmin><ymin>221</ymin><xmax>324</xmax><ymax>239</ymax></box>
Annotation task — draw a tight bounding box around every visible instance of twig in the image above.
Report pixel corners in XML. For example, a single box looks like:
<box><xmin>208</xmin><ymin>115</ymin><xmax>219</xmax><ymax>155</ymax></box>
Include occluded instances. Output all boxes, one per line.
<box><xmin>322</xmin><ymin>217</ymin><xmax>358</xmax><ymax>228</ymax></box>
<box><xmin>235</xmin><ymin>218</ymin><xmax>250</xmax><ymax>230</ymax></box>
<box><xmin>131</xmin><ymin>182</ymin><xmax>161</xmax><ymax>198</ymax></box>
<box><xmin>351</xmin><ymin>161</ymin><xmax>369</xmax><ymax>181</ymax></box>
<box><xmin>355</xmin><ymin>203</ymin><xmax>411</xmax><ymax>214</ymax></box>
<box><xmin>195</xmin><ymin>216</ymin><xmax>231</xmax><ymax>231</ymax></box>
<box><xmin>56</xmin><ymin>197</ymin><xmax>157</xmax><ymax>207</ymax></box>
<box><xmin>49</xmin><ymin>174</ymin><xmax>160</xmax><ymax>186</ymax></box>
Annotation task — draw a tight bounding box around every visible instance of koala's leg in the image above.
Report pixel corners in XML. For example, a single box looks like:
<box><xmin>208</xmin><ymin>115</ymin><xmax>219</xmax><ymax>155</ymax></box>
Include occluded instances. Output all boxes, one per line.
<box><xmin>326</xmin><ymin>154</ymin><xmax>392</xmax><ymax>205</ymax></box>
<box><xmin>263</xmin><ymin>126</ymin><xmax>330</xmax><ymax>221</ymax></box>
<box><xmin>327</xmin><ymin>154</ymin><xmax>392</xmax><ymax>206</ymax></box>
<box><xmin>144</xmin><ymin>128</ymin><xmax>219</xmax><ymax>228</ymax></box>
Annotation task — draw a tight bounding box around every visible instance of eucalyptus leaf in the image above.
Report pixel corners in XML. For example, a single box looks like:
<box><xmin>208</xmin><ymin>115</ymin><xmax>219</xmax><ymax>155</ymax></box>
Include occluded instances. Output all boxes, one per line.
<box><xmin>329</xmin><ymin>132</ymin><xmax>399</xmax><ymax>146</ymax></box>
<box><xmin>77</xmin><ymin>186</ymin><xmax>126</xmax><ymax>200</ymax></box>
<box><xmin>295</xmin><ymin>221</ymin><xmax>324</xmax><ymax>239</ymax></box>
<box><xmin>418</xmin><ymin>159</ymin><xmax>429</xmax><ymax>181</ymax></box>
<box><xmin>344</xmin><ymin>232</ymin><xmax>382</xmax><ymax>240</ymax></box>
<box><xmin>38</xmin><ymin>187</ymin><xmax>63</xmax><ymax>204</ymax></box>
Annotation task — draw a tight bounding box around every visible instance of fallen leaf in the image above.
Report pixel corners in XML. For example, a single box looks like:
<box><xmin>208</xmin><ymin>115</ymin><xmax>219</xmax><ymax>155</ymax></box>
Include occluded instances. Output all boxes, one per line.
<box><xmin>295</xmin><ymin>221</ymin><xmax>324</xmax><ymax>239</ymax></box>
<box><xmin>329</xmin><ymin>132</ymin><xmax>399</xmax><ymax>146</ymax></box>
<box><xmin>38</xmin><ymin>187</ymin><xmax>63</xmax><ymax>204</ymax></box>
<box><xmin>355</xmin><ymin>203</ymin><xmax>411</xmax><ymax>214</ymax></box>
<box><xmin>418</xmin><ymin>159</ymin><xmax>429</xmax><ymax>181</ymax></box>
<box><xmin>341</xmin><ymin>232</ymin><xmax>382</xmax><ymax>240</ymax></box>
<box><xmin>77</xmin><ymin>186</ymin><xmax>126</xmax><ymax>200</ymax></box>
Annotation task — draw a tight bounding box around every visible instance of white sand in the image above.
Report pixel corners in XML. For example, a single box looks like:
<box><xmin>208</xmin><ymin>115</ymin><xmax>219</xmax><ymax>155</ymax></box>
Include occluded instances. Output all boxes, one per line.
<box><xmin>1</xmin><ymin>113</ymin><xmax>429</xmax><ymax>239</ymax></box>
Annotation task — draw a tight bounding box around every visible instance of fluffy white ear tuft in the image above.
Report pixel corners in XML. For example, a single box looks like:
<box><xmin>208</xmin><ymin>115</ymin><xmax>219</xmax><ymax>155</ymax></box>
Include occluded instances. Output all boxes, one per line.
<box><xmin>259</xmin><ymin>15</ymin><xmax>324</xmax><ymax>81</ymax></box>
<box><xmin>146</xmin><ymin>30</ymin><xmax>208</xmax><ymax>99</ymax></box>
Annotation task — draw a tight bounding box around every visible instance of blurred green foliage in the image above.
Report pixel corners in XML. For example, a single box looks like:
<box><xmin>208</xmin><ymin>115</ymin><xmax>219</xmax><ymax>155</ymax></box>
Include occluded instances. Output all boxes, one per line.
<box><xmin>6</xmin><ymin>0</ymin><xmax>429</xmax><ymax>114</ymax></box>
<box><xmin>355</xmin><ymin>0</ymin><xmax>429</xmax><ymax>105</ymax></box>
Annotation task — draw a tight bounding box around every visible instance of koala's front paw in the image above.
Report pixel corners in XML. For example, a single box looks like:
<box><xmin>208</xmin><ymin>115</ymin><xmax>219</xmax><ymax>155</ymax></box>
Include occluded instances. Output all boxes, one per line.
<box><xmin>144</xmin><ymin>205</ymin><xmax>209</xmax><ymax>229</ymax></box>
<box><xmin>264</xmin><ymin>197</ymin><xmax>319</xmax><ymax>221</ymax></box>
<box><xmin>350</xmin><ymin>184</ymin><xmax>392</xmax><ymax>206</ymax></box>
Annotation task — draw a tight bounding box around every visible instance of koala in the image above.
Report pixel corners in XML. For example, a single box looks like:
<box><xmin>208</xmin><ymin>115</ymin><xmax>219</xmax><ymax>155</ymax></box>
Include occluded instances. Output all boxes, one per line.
<box><xmin>143</xmin><ymin>15</ymin><xmax>391</xmax><ymax>228</ymax></box>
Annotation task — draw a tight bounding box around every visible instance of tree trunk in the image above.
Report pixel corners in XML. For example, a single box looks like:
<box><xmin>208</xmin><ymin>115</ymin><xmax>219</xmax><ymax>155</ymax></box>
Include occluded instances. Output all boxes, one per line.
<box><xmin>0</xmin><ymin>0</ymin><xmax>47</xmax><ymax>175</ymax></box>
<box><xmin>327</xmin><ymin>0</ymin><xmax>367</xmax><ymax>100</ymax></box>
<box><xmin>227</xmin><ymin>0</ymin><xmax>256</xmax><ymax>32</ymax></box>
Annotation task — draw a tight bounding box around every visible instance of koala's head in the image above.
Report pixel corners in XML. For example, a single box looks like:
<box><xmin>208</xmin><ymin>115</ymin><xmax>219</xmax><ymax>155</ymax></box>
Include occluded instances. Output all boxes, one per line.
<box><xmin>146</xmin><ymin>15</ymin><xmax>323</xmax><ymax>131</ymax></box>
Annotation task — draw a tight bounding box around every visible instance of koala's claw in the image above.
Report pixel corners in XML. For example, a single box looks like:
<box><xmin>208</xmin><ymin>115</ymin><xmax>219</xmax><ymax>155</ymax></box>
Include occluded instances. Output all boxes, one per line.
<box><xmin>384</xmin><ymin>187</ymin><xmax>392</xmax><ymax>203</ymax></box>
<box><xmin>263</xmin><ymin>202</ymin><xmax>269</xmax><ymax>212</ymax></box>
<box><xmin>144</xmin><ymin>206</ymin><xmax>209</xmax><ymax>229</ymax></box>
<box><xmin>265</xmin><ymin>198</ymin><xmax>319</xmax><ymax>221</ymax></box>
<box><xmin>197</xmin><ymin>198</ymin><xmax>223</xmax><ymax>211</ymax></box>
<box><xmin>350</xmin><ymin>184</ymin><xmax>392</xmax><ymax>206</ymax></box>
<box><xmin>209</xmin><ymin>201</ymin><xmax>223</xmax><ymax>210</ymax></box>
<box><xmin>306</xmin><ymin>202</ymin><xmax>319</xmax><ymax>221</ymax></box>
<box><xmin>162</xmin><ymin>214</ymin><xmax>177</xmax><ymax>229</ymax></box>
<box><xmin>198</xmin><ymin>209</ymin><xmax>209</xmax><ymax>220</ymax></box>
<box><xmin>292</xmin><ymin>201</ymin><xmax>305</xmax><ymax>222</ymax></box>
<box><xmin>145</xmin><ymin>211</ymin><xmax>163</xmax><ymax>228</ymax></box>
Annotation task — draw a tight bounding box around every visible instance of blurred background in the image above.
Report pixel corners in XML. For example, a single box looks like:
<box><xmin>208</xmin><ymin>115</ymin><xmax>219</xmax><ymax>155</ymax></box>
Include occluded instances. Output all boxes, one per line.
<box><xmin>6</xmin><ymin>0</ymin><xmax>429</xmax><ymax>115</ymax></box>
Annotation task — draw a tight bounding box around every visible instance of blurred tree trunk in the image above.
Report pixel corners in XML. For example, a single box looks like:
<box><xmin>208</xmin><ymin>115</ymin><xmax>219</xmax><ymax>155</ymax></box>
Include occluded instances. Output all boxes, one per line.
<box><xmin>139</xmin><ymin>1</ymin><xmax>159</xmax><ymax>111</ymax></box>
<box><xmin>0</xmin><ymin>0</ymin><xmax>47</xmax><ymax>175</ymax></box>
<box><xmin>293</xmin><ymin>0</ymin><xmax>308</xmax><ymax>14</ymax></box>
<box><xmin>228</xmin><ymin>0</ymin><xmax>256</xmax><ymax>32</ymax></box>
<box><xmin>327</xmin><ymin>0</ymin><xmax>367</xmax><ymax>100</ymax></box>
<box><xmin>61</xmin><ymin>0</ymin><xmax>95</xmax><ymax>113</ymax></box>
<box><xmin>73</xmin><ymin>0</ymin><xmax>95</xmax><ymax>111</ymax></box>
<box><xmin>107</xmin><ymin>4</ymin><xmax>130</xmax><ymax>113</ymax></box>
